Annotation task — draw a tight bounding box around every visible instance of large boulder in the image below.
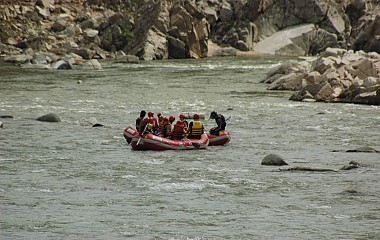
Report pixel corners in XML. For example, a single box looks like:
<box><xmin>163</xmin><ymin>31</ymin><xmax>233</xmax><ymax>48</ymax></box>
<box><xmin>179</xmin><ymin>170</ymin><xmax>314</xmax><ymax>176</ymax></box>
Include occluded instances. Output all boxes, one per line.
<box><xmin>124</xmin><ymin>1</ymin><xmax>169</xmax><ymax>60</ymax></box>
<box><xmin>253</xmin><ymin>24</ymin><xmax>316</xmax><ymax>55</ymax></box>
<box><xmin>168</xmin><ymin>1</ymin><xmax>209</xmax><ymax>58</ymax></box>
<box><xmin>261</xmin><ymin>154</ymin><xmax>288</xmax><ymax>166</ymax></box>
<box><xmin>36</xmin><ymin>113</ymin><xmax>61</xmax><ymax>122</ymax></box>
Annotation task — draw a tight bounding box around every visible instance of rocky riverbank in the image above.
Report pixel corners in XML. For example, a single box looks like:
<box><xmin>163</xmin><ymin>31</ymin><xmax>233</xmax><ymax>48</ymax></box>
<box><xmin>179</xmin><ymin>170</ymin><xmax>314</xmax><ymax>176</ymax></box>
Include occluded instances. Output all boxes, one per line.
<box><xmin>262</xmin><ymin>48</ymin><xmax>380</xmax><ymax>105</ymax></box>
<box><xmin>1</xmin><ymin>0</ymin><xmax>379</xmax><ymax>104</ymax></box>
<box><xmin>1</xmin><ymin>0</ymin><xmax>380</xmax><ymax>61</ymax></box>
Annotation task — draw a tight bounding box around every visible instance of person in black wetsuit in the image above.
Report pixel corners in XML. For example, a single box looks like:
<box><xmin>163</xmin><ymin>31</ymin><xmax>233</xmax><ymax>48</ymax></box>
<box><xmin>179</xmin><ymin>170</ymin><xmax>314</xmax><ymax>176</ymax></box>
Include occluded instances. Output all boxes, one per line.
<box><xmin>209</xmin><ymin>111</ymin><xmax>226</xmax><ymax>136</ymax></box>
<box><xmin>135</xmin><ymin>110</ymin><xmax>146</xmax><ymax>135</ymax></box>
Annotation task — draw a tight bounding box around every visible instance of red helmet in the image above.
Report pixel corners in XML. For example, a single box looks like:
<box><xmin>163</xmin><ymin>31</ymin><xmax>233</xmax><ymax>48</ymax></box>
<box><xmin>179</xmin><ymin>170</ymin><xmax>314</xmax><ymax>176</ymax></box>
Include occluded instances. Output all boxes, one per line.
<box><xmin>148</xmin><ymin>112</ymin><xmax>154</xmax><ymax>117</ymax></box>
<box><xmin>157</xmin><ymin>112</ymin><xmax>162</xmax><ymax>117</ymax></box>
<box><xmin>169</xmin><ymin>116</ymin><xmax>175</xmax><ymax>122</ymax></box>
<box><xmin>193</xmin><ymin>113</ymin><xmax>199</xmax><ymax>119</ymax></box>
<box><xmin>163</xmin><ymin>117</ymin><xmax>169</xmax><ymax>122</ymax></box>
<box><xmin>179</xmin><ymin>114</ymin><xmax>186</xmax><ymax>119</ymax></box>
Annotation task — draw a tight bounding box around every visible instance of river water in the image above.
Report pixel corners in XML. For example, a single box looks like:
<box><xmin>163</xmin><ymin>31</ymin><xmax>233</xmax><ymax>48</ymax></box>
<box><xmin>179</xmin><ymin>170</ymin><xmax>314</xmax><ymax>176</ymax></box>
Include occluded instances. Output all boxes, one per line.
<box><xmin>1</xmin><ymin>56</ymin><xmax>379</xmax><ymax>239</ymax></box>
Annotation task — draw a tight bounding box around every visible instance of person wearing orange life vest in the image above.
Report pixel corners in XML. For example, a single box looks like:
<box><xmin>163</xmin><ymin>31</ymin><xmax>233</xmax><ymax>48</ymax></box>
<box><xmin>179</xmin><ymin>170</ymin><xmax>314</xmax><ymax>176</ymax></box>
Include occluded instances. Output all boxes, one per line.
<box><xmin>188</xmin><ymin>113</ymin><xmax>204</xmax><ymax>139</ymax></box>
<box><xmin>161</xmin><ymin>117</ymin><xmax>172</xmax><ymax>138</ymax></box>
<box><xmin>172</xmin><ymin>120</ymin><xmax>186</xmax><ymax>140</ymax></box>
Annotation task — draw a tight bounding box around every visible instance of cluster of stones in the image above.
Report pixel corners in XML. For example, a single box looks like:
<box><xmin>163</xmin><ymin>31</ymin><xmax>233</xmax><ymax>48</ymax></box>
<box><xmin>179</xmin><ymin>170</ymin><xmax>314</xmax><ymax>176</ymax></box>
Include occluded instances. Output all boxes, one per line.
<box><xmin>262</xmin><ymin>48</ymin><xmax>380</xmax><ymax>105</ymax></box>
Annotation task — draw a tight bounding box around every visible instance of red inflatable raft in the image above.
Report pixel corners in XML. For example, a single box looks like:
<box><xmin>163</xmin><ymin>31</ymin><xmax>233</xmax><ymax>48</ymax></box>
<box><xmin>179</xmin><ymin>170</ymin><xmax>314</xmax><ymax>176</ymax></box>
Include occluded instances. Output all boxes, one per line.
<box><xmin>123</xmin><ymin>126</ymin><xmax>209</xmax><ymax>151</ymax></box>
<box><xmin>207</xmin><ymin>130</ymin><xmax>231</xmax><ymax>146</ymax></box>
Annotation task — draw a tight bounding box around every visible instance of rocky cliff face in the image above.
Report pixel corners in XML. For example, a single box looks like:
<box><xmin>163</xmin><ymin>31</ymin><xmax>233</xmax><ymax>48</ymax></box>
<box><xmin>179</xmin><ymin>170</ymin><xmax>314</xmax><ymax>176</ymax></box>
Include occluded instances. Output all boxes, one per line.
<box><xmin>1</xmin><ymin>0</ymin><xmax>379</xmax><ymax>62</ymax></box>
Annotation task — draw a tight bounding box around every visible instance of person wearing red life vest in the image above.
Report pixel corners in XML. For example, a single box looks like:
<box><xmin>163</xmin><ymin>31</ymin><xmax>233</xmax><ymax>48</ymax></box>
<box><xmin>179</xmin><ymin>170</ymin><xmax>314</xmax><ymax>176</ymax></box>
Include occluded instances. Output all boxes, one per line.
<box><xmin>188</xmin><ymin>113</ymin><xmax>204</xmax><ymax>139</ymax></box>
<box><xmin>168</xmin><ymin>115</ymin><xmax>175</xmax><ymax>131</ymax></box>
<box><xmin>179</xmin><ymin>114</ymin><xmax>189</xmax><ymax>133</ymax></box>
<box><xmin>172</xmin><ymin>120</ymin><xmax>186</xmax><ymax>140</ymax></box>
<box><xmin>146</xmin><ymin>111</ymin><xmax>159</xmax><ymax>134</ymax></box>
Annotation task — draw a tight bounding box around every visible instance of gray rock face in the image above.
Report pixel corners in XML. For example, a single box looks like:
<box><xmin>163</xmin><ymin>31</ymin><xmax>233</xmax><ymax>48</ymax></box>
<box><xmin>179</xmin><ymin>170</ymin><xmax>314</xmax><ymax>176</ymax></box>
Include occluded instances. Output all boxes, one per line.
<box><xmin>254</xmin><ymin>24</ymin><xmax>315</xmax><ymax>55</ymax></box>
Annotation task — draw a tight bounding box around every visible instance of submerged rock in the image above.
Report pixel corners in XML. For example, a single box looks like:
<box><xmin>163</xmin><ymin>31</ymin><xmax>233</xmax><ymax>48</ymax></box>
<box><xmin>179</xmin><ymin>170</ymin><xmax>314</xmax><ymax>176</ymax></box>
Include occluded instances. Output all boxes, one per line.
<box><xmin>36</xmin><ymin>113</ymin><xmax>61</xmax><ymax>122</ymax></box>
<box><xmin>0</xmin><ymin>115</ymin><xmax>14</xmax><ymax>119</ymax></box>
<box><xmin>346</xmin><ymin>147</ymin><xmax>379</xmax><ymax>153</ymax></box>
<box><xmin>261</xmin><ymin>154</ymin><xmax>288</xmax><ymax>166</ymax></box>
<box><xmin>340</xmin><ymin>164</ymin><xmax>359</xmax><ymax>170</ymax></box>
<box><xmin>280</xmin><ymin>166</ymin><xmax>335</xmax><ymax>172</ymax></box>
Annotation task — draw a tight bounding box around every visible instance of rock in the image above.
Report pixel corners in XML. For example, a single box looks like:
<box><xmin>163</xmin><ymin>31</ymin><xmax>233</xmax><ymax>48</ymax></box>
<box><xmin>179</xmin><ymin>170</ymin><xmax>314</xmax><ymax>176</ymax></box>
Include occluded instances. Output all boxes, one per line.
<box><xmin>0</xmin><ymin>115</ymin><xmax>14</xmax><ymax>118</ymax></box>
<box><xmin>340</xmin><ymin>189</ymin><xmax>359</xmax><ymax>195</ymax></box>
<box><xmin>261</xmin><ymin>154</ymin><xmax>288</xmax><ymax>166</ymax></box>
<box><xmin>346</xmin><ymin>147</ymin><xmax>379</xmax><ymax>153</ymax></box>
<box><xmin>268</xmin><ymin>72</ymin><xmax>305</xmax><ymax>91</ymax></box>
<box><xmin>115</xmin><ymin>54</ymin><xmax>139</xmax><ymax>63</ymax></box>
<box><xmin>71</xmin><ymin>48</ymin><xmax>95</xmax><ymax>59</ymax></box>
<box><xmin>167</xmin><ymin>36</ymin><xmax>187</xmax><ymax>59</ymax></box>
<box><xmin>51</xmin><ymin>18</ymin><xmax>68</xmax><ymax>32</ymax></box>
<box><xmin>267</xmin><ymin>47</ymin><xmax>380</xmax><ymax>105</ymax></box>
<box><xmin>340</xmin><ymin>164</ymin><xmax>359</xmax><ymax>170</ymax></box>
<box><xmin>348</xmin><ymin>160</ymin><xmax>372</xmax><ymax>167</ymax></box>
<box><xmin>0</xmin><ymin>121</ymin><xmax>3</xmax><ymax>128</ymax></box>
<box><xmin>315</xmin><ymin>82</ymin><xmax>334</xmax><ymax>101</ymax></box>
<box><xmin>36</xmin><ymin>113</ymin><xmax>61</xmax><ymax>122</ymax></box>
<box><xmin>280</xmin><ymin>166</ymin><xmax>335</xmax><ymax>172</ymax></box>
<box><xmin>352</xmin><ymin>15</ymin><xmax>380</xmax><ymax>53</ymax></box>
<box><xmin>4</xmin><ymin>54</ymin><xmax>33</xmax><ymax>64</ymax></box>
<box><xmin>254</xmin><ymin>24</ymin><xmax>316</xmax><ymax>55</ymax></box>
<box><xmin>21</xmin><ymin>62</ymin><xmax>51</xmax><ymax>69</ymax></box>
<box><xmin>79</xmin><ymin>117</ymin><xmax>104</xmax><ymax>127</ymax></box>
<box><xmin>211</xmin><ymin>47</ymin><xmax>237</xmax><ymax>57</ymax></box>
<box><xmin>84</xmin><ymin>29</ymin><xmax>99</xmax><ymax>39</ymax></box>
<box><xmin>1</xmin><ymin>0</ymin><xmax>379</xmax><ymax>68</ymax></box>
<box><xmin>81</xmin><ymin>59</ymin><xmax>102</xmax><ymax>70</ymax></box>
<box><xmin>51</xmin><ymin>60</ymin><xmax>72</xmax><ymax>69</ymax></box>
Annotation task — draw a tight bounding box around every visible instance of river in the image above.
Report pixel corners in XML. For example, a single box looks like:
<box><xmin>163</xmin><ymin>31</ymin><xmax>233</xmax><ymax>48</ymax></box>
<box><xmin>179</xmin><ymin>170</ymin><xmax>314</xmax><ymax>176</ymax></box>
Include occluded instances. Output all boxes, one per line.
<box><xmin>1</xmin><ymin>56</ymin><xmax>379</xmax><ymax>239</ymax></box>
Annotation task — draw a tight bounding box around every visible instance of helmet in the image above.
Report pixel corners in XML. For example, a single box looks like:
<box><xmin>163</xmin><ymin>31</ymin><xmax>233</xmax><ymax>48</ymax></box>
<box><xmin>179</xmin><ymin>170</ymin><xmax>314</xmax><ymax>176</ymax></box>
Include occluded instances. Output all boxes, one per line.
<box><xmin>148</xmin><ymin>111</ymin><xmax>154</xmax><ymax>117</ymax></box>
<box><xmin>157</xmin><ymin>112</ymin><xmax>162</xmax><ymax>118</ymax></box>
<box><xmin>163</xmin><ymin>117</ymin><xmax>169</xmax><ymax>122</ymax></box>
<box><xmin>193</xmin><ymin>113</ymin><xmax>199</xmax><ymax>119</ymax></box>
<box><xmin>169</xmin><ymin>116</ymin><xmax>175</xmax><ymax>122</ymax></box>
<box><xmin>176</xmin><ymin>120</ymin><xmax>182</xmax><ymax>125</ymax></box>
<box><xmin>210</xmin><ymin>111</ymin><xmax>217</xmax><ymax>119</ymax></box>
<box><xmin>179</xmin><ymin>114</ymin><xmax>186</xmax><ymax>119</ymax></box>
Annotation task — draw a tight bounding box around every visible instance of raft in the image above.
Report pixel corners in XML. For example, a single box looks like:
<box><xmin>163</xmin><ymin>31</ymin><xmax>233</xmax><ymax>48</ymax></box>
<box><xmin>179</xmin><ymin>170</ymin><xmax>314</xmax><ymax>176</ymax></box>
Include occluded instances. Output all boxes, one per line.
<box><xmin>123</xmin><ymin>126</ymin><xmax>209</xmax><ymax>151</ymax></box>
<box><xmin>207</xmin><ymin>130</ymin><xmax>231</xmax><ymax>146</ymax></box>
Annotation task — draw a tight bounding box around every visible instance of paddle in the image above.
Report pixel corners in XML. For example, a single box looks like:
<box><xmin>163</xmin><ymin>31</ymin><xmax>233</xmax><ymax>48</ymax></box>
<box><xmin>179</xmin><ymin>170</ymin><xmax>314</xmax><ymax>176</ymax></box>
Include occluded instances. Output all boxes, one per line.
<box><xmin>137</xmin><ymin>124</ymin><xmax>148</xmax><ymax>145</ymax></box>
<box><xmin>183</xmin><ymin>137</ymin><xmax>201</xmax><ymax>149</ymax></box>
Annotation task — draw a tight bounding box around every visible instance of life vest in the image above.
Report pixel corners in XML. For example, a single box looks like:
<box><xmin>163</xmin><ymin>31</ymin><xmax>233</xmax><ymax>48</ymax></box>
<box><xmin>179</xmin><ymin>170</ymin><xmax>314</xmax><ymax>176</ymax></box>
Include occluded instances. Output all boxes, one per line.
<box><xmin>172</xmin><ymin>122</ymin><xmax>185</xmax><ymax>138</ymax></box>
<box><xmin>146</xmin><ymin>117</ymin><xmax>158</xmax><ymax>131</ymax></box>
<box><xmin>161</xmin><ymin>123</ymin><xmax>171</xmax><ymax>137</ymax></box>
<box><xmin>182</xmin><ymin>120</ymin><xmax>189</xmax><ymax>128</ymax></box>
<box><xmin>190</xmin><ymin>120</ymin><xmax>203</xmax><ymax>136</ymax></box>
<box><xmin>158</xmin><ymin>117</ymin><xmax>164</xmax><ymax>128</ymax></box>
